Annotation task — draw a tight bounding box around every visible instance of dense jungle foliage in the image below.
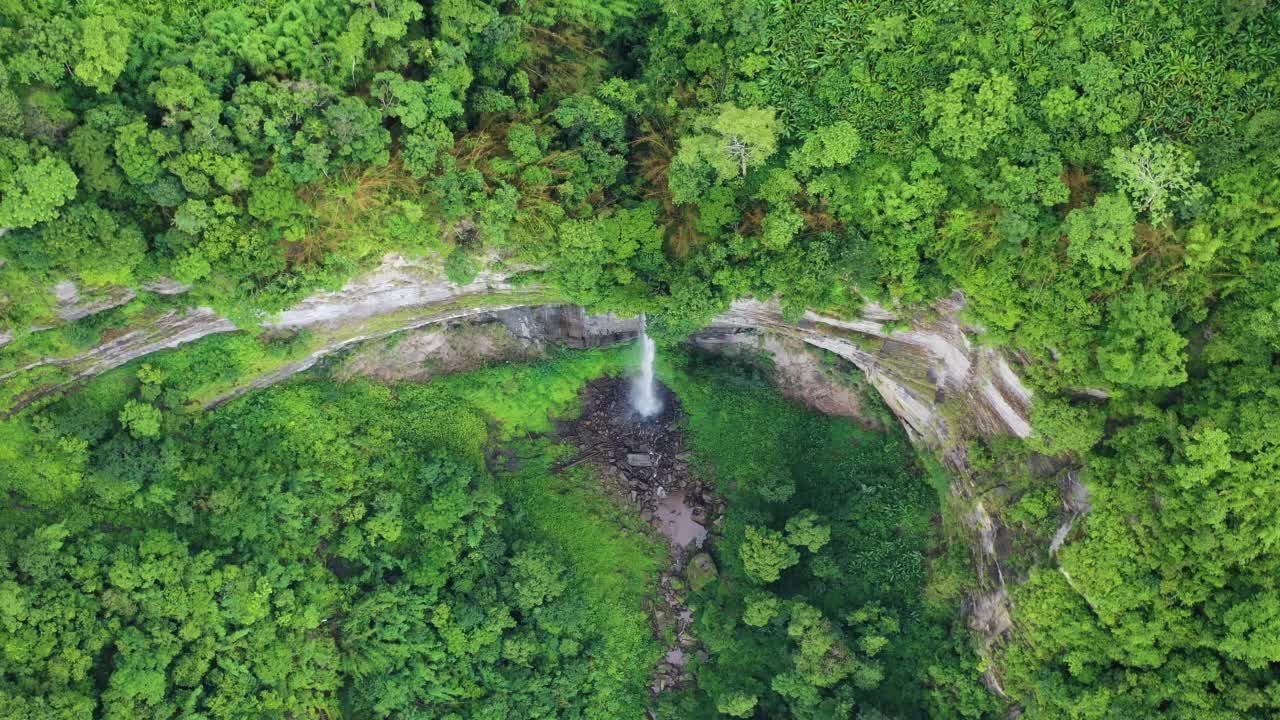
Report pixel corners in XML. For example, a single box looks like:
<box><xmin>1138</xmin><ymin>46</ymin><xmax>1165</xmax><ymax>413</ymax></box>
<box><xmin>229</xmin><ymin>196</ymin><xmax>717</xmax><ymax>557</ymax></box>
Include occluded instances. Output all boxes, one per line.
<box><xmin>656</xmin><ymin>351</ymin><xmax>993</xmax><ymax>720</ymax></box>
<box><xmin>0</xmin><ymin>348</ymin><xmax>670</xmax><ymax>718</ymax></box>
<box><xmin>3</xmin><ymin>0</ymin><xmax>1280</xmax><ymax>717</ymax></box>
<box><xmin>0</xmin><ymin>341</ymin><xmax>969</xmax><ymax>719</ymax></box>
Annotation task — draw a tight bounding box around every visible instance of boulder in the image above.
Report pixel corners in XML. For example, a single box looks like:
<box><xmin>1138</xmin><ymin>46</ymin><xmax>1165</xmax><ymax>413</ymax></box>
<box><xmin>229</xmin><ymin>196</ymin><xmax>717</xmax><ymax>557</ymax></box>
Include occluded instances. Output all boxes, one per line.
<box><xmin>627</xmin><ymin>453</ymin><xmax>655</xmax><ymax>467</ymax></box>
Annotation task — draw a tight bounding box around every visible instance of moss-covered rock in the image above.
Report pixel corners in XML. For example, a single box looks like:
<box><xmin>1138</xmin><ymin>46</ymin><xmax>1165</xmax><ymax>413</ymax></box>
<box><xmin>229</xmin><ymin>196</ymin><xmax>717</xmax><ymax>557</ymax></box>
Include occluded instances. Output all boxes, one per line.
<box><xmin>686</xmin><ymin>552</ymin><xmax>718</xmax><ymax>592</ymax></box>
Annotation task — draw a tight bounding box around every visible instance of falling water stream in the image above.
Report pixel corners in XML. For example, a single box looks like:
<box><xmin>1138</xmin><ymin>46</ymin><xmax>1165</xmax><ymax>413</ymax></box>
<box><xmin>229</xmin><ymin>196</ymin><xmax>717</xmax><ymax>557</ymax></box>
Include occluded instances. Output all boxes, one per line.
<box><xmin>631</xmin><ymin>315</ymin><xmax>662</xmax><ymax>418</ymax></box>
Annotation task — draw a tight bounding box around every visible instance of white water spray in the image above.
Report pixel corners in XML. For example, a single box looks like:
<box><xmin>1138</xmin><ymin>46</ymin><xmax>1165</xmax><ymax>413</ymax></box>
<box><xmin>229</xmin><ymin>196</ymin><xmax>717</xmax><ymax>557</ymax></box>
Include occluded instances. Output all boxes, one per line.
<box><xmin>632</xmin><ymin>315</ymin><xmax>662</xmax><ymax>418</ymax></box>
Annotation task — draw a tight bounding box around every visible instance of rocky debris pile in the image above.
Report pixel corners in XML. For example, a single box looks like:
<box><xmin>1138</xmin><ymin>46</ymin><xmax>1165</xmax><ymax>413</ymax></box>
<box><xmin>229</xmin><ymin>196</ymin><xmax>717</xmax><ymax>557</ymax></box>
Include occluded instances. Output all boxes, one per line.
<box><xmin>559</xmin><ymin>378</ymin><xmax>723</xmax><ymax>557</ymax></box>
<box><xmin>557</xmin><ymin>377</ymin><xmax>723</xmax><ymax>698</ymax></box>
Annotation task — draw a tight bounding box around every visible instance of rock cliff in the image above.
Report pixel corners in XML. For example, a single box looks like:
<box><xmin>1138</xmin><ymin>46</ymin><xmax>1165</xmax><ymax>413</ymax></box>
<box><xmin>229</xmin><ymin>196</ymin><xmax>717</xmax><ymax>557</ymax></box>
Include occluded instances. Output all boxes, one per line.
<box><xmin>3</xmin><ymin>257</ymin><xmax>1033</xmax><ymax>449</ymax></box>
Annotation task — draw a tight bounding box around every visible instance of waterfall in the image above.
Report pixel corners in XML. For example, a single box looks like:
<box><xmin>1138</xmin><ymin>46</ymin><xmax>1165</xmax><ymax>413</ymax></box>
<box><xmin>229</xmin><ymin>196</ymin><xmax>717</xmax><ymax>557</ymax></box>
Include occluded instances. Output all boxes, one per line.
<box><xmin>632</xmin><ymin>316</ymin><xmax>662</xmax><ymax>418</ymax></box>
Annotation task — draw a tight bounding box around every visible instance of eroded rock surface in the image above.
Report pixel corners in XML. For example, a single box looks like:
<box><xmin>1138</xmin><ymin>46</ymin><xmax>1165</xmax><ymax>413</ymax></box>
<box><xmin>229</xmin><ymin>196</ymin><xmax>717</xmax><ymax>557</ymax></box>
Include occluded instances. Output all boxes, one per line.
<box><xmin>687</xmin><ymin>331</ymin><xmax>888</xmax><ymax>430</ymax></box>
<box><xmin>2</xmin><ymin>255</ymin><xmax>541</xmax><ymax>412</ymax></box>
<box><xmin>332</xmin><ymin>305</ymin><xmax>638</xmax><ymax>384</ymax></box>
<box><xmin>4</xmin><ymin>257</ymin><xmax>1031</xmax><ymax>454</ymax></box>
<box><xmin>697</xmin><ymin>295</ymin><xmax>1033</xmax><ymax>453</ymax></box>
<box><xmin>52</xmin><ymin>281</ymin><xmax>138</xmax><ymax>322</ymax></box>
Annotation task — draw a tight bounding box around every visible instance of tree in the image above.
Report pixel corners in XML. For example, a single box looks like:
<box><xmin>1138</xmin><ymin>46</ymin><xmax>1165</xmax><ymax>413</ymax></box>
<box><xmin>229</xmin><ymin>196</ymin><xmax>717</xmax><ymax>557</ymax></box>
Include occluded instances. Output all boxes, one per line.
<box><xmin>506</xmin><ymin>545</ymin><xmax>568</xmax><ymax>610</ymax></box>
<box><xmin>1096</xmin><ymin>285</ymin><xmax>1188</xmax><ymax>389</ymax></box>
<box><xmin>669</xmin><ymin>104</ymin><xmax>780</xmax><ymax>203</ymax></box>
<box><xmin>12</xmin><ymin>203</ymin><xmax>146</xmax><ymax>285</ymax></box>
<box><xmin>1107</xmin><ymin>136</ymin><xmax>1205</xmax><ymax>224</ymax></box>
<box><xmin>74</xmin><ymin>15</ymin><xmax>130</xmax><ymax>94</ymax></box>
<box><xmin>320</xmin><ymin>97</ymin><xmax>391</xmax><ymax>169</ymax></box>
<box><xmin>372</xmin><ymin>72</ymin><xmax>434</xmax><ymax>129</ymax></box>
<box><xmin>118</xmin><ymin>400</ymin><xmax>161</xmax><ymax>439</ymax></box>
<box><xmin>924</xmin><ymin>69</ymin><xmax>1019</xmax><ymax>161</ymax></box>
<box><xmin>68</xmin><ymin>126</ymin><xmax>124</xmax><ymax>193</ymax></box>
<box><xmin>1028</xmin><ymin>398</ymin><xmax>1105</xmax><ymax>455</ymax></box>
<box><xmin>740</xmin><ymin>526</ymin><xmax>800</xmax><ymax>583</ymax></box>
<box><xmin>786</xmin><ymin>602</ymin><xmax>858</xmax><ymax>689</ymax></box>
<box><xmin>506</xmin><ymin>124</ymin><xmax>543</xmax><ymax>165</ymax></box>
<box><xmin>717</xmin><ymin>691</ymin><xmax>759</xmax><ymax>717</ymax></box>
<box><xmin>113</xmin><ymin>121</ymin><xmax>173</xmax><ymax>186</ymax></box>
<box><xmin>789</xmin><ymin>121</ymin><xmax>863</xmax><ymax>174</ymax></box>
<box><xmin>712</xmin><ymin>104</ymin><xmax>780</xmax><ymax>178</ymax></box>
<box><xmin>551</xmin><ymin>204</ymin><xmax>663</xmax><ymax>308</ymax></box>
<box><xmin>0</xmin><ymin>157</ymin><xmax>78</xmax><ymax>229</ymax></box>
<box><xmin>743</xmin><ymin>591</ymin><xmax>781</xmax><ymax>627</ymax></box>
<box><xmin>1065</xmin><ymin>193</ymin><xmax>1136</xmax><ymax>272</ymax></box>
<box><xmin>784</xmin><ymin>511</ymin><xmax>830</xmax><ymax>553</ymax></box>
<box><xmin>402</xmin><ymin>120</ymin><xmax>454</xmax><ymax>178</ymax></box>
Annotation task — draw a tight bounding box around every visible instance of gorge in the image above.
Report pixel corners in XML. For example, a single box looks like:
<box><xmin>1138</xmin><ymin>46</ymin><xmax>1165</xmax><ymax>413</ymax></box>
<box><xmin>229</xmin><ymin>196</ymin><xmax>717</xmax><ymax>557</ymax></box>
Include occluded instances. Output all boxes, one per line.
<box><xmin>3</xmin><ymin>0</ymin><xmax>1275</xmax><ymax>716</ymax></box>
<box><xmin>0</xmin><ymin>254</ymin><xmax>1046</xmax><ymax>710</ymax></box>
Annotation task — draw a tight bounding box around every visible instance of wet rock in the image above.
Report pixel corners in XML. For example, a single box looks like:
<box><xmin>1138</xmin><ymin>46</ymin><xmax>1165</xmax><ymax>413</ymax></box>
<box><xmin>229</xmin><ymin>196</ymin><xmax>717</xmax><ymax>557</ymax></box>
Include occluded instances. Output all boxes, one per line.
<box><xmin>554</xmin><ymin>377</ymin><xmax>715</xmax><ymax>700</ymax></box>
<box><xmin>1050</xmin><ymin>470</ymin><xmax>1091</xmax><ymax>557</ymax></box>
<box><xmin>142</xmin><ymin>277</ymin><xmax>193</xmax><ymax>295</ymax></box>
<box><xmin>56</xmin><ymin>283</ymin><xmax>138</xmax><ymax>322</ymax></box>
<box><xmin>969</xmin><ymin>588</ymin><xmax>1013</xmax><ymax>640</ymax></box>
<box><xmin>627</xmin><ymin>453</ymin><xmax>655</xmax><ymax>467</ymax></box>
<box><xmin>654</xmin><ymin>488</ymin><xmax>707</xmax><ymax>548</ymax></box>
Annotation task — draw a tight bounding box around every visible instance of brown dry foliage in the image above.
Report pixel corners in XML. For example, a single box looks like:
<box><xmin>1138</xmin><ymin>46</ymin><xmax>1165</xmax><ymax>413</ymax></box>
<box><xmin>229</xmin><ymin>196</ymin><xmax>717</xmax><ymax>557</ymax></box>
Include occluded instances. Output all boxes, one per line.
<box><xmin>736</xmin><ymin>205</ymin><xmax>765</xmax><ymax>236</ymax></box>
<box><xmin>802</xmin><ymin>207</ymin><xmax>839</xmax><ymax>233</ymax></box>
<box><xmin>290</xmin><ymin>159</ymin><xmax>419</xmax><ymax>268</ymax></box>
<box><xmin>522</xmin><ymin>24</ymin><xmax>602</xmax><ymax>98</ymax></box>
<box><xmin>632</xmin><ymin>125</ymin><xmax>705</xmax><ymax>257</ymax></box>
<box><xmin>1058</xmin><ymin>167</ymin><xmax>1095</xmax><ymax>212</ymax></box>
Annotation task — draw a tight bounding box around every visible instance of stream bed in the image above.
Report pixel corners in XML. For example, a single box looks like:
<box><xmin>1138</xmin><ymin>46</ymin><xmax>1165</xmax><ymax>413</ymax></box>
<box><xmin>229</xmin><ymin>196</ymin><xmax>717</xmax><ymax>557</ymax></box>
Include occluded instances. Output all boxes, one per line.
<box><xmin>556</xmin><ymin>377</ymin><xmax>722</xmax><ymax>697</ymax></box>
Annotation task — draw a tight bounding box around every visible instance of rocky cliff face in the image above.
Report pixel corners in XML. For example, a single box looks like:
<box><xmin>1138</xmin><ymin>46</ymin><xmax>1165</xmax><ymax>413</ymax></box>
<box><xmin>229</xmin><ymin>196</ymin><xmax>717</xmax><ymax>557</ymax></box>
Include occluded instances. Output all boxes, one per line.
<box><xmin>2</xmin><ymin>257</ymin><xmax>1033</xmax><ymax>448</ymax></box>
<box><xmin>1</xmin><ymin>256</ymin><xmax>546</xmax><ymax>412</ymax></box>
<box><xmin>693</xmin><ymin>296</ymin><xmax>1033</xmax><ymax>454</ymax></box>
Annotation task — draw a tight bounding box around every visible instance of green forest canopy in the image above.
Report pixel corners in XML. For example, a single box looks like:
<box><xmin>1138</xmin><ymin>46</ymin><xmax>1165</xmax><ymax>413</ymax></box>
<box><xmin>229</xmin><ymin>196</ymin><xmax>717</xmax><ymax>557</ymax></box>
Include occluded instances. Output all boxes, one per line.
<box><xmin>0</xmin><ymin>342</ymin><xmax>980</xmax><ymax>719</ymax></box>
<box><xmin>1</xmin><ymin>368</ymin><xmax>658</xmax><ymax>719</ymax></box>
<box><xmin>2</xmin><ymin>0</ymin><xmax>1280</xmax><ymax>718</ymax></box>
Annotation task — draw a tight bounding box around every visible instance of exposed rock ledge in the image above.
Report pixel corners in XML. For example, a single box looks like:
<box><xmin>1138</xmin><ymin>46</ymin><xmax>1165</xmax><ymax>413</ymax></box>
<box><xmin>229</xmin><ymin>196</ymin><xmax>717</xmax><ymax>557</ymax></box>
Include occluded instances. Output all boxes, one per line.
<box><xmin>693</xmin><ymin>296</ymin><xmax>1032</xmax><ymax>453</ymax></box>
<box><xmin>0</xmin><ymin>257</ymin><xmax>542</xmax><ymax>412</ymax></box>
<box><xmin>3</xmin><ymin>257</ymin><xmax>1033</xmax><ymax>447</ymax></box>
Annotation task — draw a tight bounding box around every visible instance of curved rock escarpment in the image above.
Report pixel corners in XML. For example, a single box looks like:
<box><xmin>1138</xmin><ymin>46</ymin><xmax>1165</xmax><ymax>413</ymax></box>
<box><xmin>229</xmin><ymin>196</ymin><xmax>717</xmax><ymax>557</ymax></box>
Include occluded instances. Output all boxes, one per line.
<box><xmin>2</xmin><ymin>256</ymin><xmax>1033</xmax><ymax>446</ymax></box>
<box><xmin>693</xmin><ymin>296</ymin><xmax>1033</xmax><ymax>453</ymax></box>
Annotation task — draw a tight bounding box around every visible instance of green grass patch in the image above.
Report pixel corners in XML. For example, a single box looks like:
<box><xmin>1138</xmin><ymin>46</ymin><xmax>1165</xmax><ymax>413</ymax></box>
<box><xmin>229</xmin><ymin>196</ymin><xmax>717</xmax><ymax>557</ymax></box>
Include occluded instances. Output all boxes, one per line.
<box><xmin>427</xmin><ymin>348</ymin><xmax>664</xmax><ymax>715</ymax></box>
<box><xmin>430</xmin><ymin>346</ymin><xmax>629</xmax><ymax>438</ymax></box>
